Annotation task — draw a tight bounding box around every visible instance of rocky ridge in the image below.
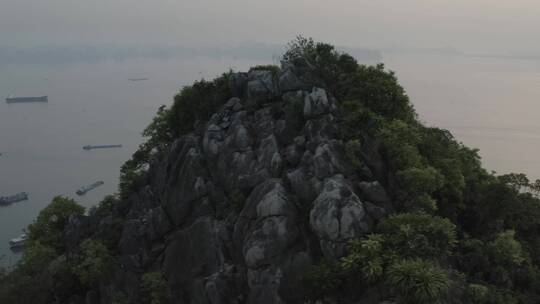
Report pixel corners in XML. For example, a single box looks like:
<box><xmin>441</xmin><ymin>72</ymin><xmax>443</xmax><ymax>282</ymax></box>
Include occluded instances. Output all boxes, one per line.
<box><xmin>70</xmin><ymin>63</ymin><xmax>393</xmax><ymax>304</ymax></box>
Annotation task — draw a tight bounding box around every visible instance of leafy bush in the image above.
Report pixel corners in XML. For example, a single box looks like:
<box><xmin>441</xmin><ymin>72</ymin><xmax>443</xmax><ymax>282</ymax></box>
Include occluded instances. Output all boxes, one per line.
<box><xmin>396</xmin><ymin>167</ymin><xmax>444</xmax><ymax>197</ymax></box>
<box><xmin>487</xmin><ymin>230</ymin><xmax>525</xmax><ymax>267</ymax></box>
<box><xmin>344</xmin><ymin>139</ymin><xmax>363</xmax><ymax>170</ymax></box>
<box><xmin>169</xmin><ymin>73</ymin><xmax>232</xmax><ymax>138</ymax></box>
<box><xmin>112</xmin><ymin>292</ymin><xmax>130</xmax><ymax>304</ymax></box>
<box><xmin>303</xmin><ymin>262</ymin><xmax>344</xmax><ymax>300</ymax></box>
<box><xmin>499</xmin><ymin>173</ymin><xmax>530</xmax><ymax>192</ymax></box>
<box><xmin>411</xmin><ymin>194</ymin><xmax>439</xmax><ymax>213</ymax></box>
<box><xmin>341</xmin><ymin>234</ymin><xmax>386</xmax><ymax>282</ymax></box>
<box><xmin>92</xmin><ymin>194</ymin><xmax>118</xmax><ymax>217</ymax></box>
<box><xmin>141</xmin><ymin>271</ymin><xmax>170</xmax><ymax>304</ymax></box>
<box><xmin>0</xmin><ymin>241</ymin><xmax>58</xmax><ymax>303</ymax></box>
<box><xmin>306</xmin><ymin>213</ymin><xmax>457</xmax><ymax>300</ymax></box>
<box><xmin>249</xmin><ymin>64</ymin><xmax>280</xmax><ymax>77</ymax></box>
<box><xmin>378</xmin><ymin>212</ymin><xmax>457</xmax><ymax>259</ymax></box>
<box><xmin>379</xmin><ymin>119</ymin><xmax>423</xmax><ymax>170</ymax></box>
<box><xmin>466</xmin><ymin>283</ymin><xmax>489</xmax><ymax>304</ymax></box>
<box><xmin>387</xmin><ymin>259</ymin><xmax>450</xmax><ymax>304</ymax></box>
<box><xmin>340</xmin><ymin>100</ymin><xmax>382</xmax><ymax>139</ymax></box>
<box><xmin>72</xmin><ymin>239</ymin><xmax>114</xmax><ymax>286</ymax></box>
<box><xmin>345</xmin><ymin>63</ymin><xmax>415</xmax><ymax>122</ymax></box>
<box><xmin>27</xmin><ymin>196</ymin><xmax>85</xmax><ymax>252</ymax></box>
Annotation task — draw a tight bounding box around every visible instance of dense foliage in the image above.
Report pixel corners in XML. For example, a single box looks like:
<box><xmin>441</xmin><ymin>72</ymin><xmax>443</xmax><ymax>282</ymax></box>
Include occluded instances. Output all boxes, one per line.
<box><xmin>27</xmin><ymin>196</ymin><xmax>85</xmax><ymax>252</ymax></box>
<box><xmin>141</xmin><ymin>271</ymin><xmax>171</xmax><ymax>304</ymax></box>
<box><xmin>289</xmin><ymin>37</ymin><xmax>540</xmax><ymax>303</ymax></box>
<box><xmin>0</xmin><ymin>197</ymin><xmax>86</xmax><ymax>303</ymax></box>
<box><xmin>72</xmin><ymin>239</ymin><xmax>114</xmax><ymax>287</ymax></box>
<box><xmin>0</xmin><ymin>197</ymin><xmax>121</xmax><ymax>303</ymax></box>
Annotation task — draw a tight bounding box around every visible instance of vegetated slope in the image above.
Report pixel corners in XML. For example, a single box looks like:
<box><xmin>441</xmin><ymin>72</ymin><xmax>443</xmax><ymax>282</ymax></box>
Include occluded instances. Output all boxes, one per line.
<box><xmin>3</xmin><ymin>37</ymin><xmax>540</xmax><ymax>304</ymax></box>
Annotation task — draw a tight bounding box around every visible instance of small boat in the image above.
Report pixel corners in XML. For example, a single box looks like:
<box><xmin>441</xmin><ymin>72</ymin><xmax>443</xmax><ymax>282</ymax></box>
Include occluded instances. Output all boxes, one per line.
<box><xmin>6</xmin><ymin>95</ymin><xmax>48</xmax><ymax>104</ymax></box>
<box><xmin>76</xmin><ymin>181</ymin><xmax>104</xmax><ymax>195</ymax></box>
<box><xmin>83</xmin><ymin>144</ymin><xmax>122</xmax><ymax>151</ymax></box>
<box><xmin>0</xmin><ymin>192</ymin><xmax>28</xmax><ymax>206</ymax></box>
<box><xmin>9</xmin><ymin>233</ymin><xmax>27</xmax><ymax>249</ymax></box>
<box><xmin>128</xmin><ymin>78</ymin><xmax>149</xmax><ymax>82</ymax></box>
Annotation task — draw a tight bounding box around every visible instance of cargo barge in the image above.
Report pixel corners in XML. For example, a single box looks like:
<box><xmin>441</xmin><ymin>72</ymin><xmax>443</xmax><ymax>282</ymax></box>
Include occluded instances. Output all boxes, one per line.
<box><xmin>6</xmin><ymin>96</ymin><xmax>48</xmax><ymax>103</ymax></box>
<box><xmin>83</xmin><ymin>144</ymin><xmax>122</xmax><ymax>151</ymax></box>
<box><xmin>0</xmin><ymin>192</ymin><xmax>28</xmax><ymax>206</ymax></box>
<box><xmin>76</xmin><ymin>181</ymin><xmax>104</xmax><ymax>195</ymax></box>
<box><xmin>9</xmin><ymin>233</ymin><xmax>27</xmax><ymax>249</ymax></box>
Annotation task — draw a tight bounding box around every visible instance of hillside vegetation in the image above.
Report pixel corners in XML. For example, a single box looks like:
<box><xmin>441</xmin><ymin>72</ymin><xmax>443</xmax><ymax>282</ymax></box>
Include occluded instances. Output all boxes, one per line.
<box><xmin>2</xmin><ymin>37</ymin><xmax>540</xmax><ymax>304</ymax></box>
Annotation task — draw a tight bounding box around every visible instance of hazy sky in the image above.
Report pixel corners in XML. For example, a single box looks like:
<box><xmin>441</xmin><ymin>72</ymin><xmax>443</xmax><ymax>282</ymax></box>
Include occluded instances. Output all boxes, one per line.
<box><xmin>2</xmin><ymin>0</ymin><xmax>540</xmax><ymax>52</ymax></box>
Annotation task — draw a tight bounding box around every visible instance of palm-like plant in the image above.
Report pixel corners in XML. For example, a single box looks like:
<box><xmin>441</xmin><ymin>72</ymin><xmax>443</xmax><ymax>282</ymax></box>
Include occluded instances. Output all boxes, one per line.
<box><xmin>387</xmin><ymin>259</ymin><xmax>450</xmax><ymax>304</ymax></box>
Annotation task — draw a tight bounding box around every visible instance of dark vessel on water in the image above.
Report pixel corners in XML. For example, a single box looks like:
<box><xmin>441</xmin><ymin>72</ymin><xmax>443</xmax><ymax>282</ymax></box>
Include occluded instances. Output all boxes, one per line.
<box><xmin>76</xmin><ymin>181</ymin><xmax>104</xmax><ymax>195</ymax></box>
<box><xmin>0</xmin><ymin>192</ymin><xmax>28</xmax><ymax>206</ymax></box>
<box><xmin>83</xmin><ymin>144</ymin><xmax>122</xmax><ymax>151</ymax></box>
<box><xmin>9</xmin><ymin>233</ymin><xmax>27</xmax><ymax>250</ymax></box>
<box><xmin>6</xmin><ymin>96</ymin><xmax>48</xmax><ymax>103</ymax></box>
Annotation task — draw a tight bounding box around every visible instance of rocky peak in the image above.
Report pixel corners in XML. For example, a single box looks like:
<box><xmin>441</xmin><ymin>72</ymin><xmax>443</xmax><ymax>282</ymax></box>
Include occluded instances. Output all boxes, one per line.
<box><xmin>82</xmin><ymin>63</ymin><xmax>392</xmax><ymax>304</ymax></box>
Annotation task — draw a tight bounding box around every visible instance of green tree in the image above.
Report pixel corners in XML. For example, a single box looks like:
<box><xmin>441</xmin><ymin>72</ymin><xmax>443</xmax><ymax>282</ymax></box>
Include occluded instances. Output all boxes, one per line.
<box><xmin>379</xmin><ymin>120</ymin><xmax>423</xmax><ymax>170</ymax></box>
<box><xmin>27</xmin><ymin>196</ymin><xmax>85</xmax><ymax>252</ymax></box>
<box><xmin>283</xmin><ymin>36</ymin><xmax>415</xmax><ymax>121</ymax></box>
<box><xmin>0</xmin><ymin>242</ymin><xmax>57</xmax><ymax>304</ymax></box>
<box><xmin>499</xmin><ymin>173</ymin><xmax>530</xmax><ymax>192</ymax></box>
<box><xmin>73</xmin><ymin>239</ymin><xmax>114</xmax><ymax>286</ymax></box>
<box><xmin>396</xmin><ymin>167</ymin><xmax>444</xmax><ymax>198</ymax></box>
<box><xmin>378</xmin><ymin>212</ymin><xmax>457</xmax><ymax>259</ymax></box>
<box><xmin>92</xmin><ymin>194</ymin><xmax>118</xmax><ymax>217</ymax></box>
<box><xmin>466</xmin><ymin>283</ymin><xmax>489</xmax><ymax>304</ymax></box>
<box><xmin>487</xmin><ymin>230</ymin><xmax>525</xmax><ymax>267</ymax></box>
<box><xmin>169</xmin><ymin>73</ymin><xmax>232</xmax><ymax>138</ymax></box>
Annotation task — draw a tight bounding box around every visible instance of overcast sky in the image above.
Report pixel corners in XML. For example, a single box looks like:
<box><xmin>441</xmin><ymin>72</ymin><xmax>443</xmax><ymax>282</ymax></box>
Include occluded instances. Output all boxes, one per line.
<box><xmin>1</xmin><ymin>0</ymin><xmax>539</xmax><ymax>53</ymax></box>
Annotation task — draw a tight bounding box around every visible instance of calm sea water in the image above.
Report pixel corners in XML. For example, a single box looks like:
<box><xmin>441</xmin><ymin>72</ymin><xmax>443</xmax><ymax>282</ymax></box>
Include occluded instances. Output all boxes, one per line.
<box><xmin>2</xmin><ymin>52</ymin><xmax>540</xmax><ymax>266</ymax></box>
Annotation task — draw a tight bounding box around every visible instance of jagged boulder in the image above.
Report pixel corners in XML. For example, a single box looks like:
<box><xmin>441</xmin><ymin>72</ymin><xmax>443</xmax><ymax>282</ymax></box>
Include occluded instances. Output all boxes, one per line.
<box><xmin>358</xmin><ymin>181</ymin><xmax>391</xmax><ymax>205</ymax></box>
<box><xmin>247</xmin><ymin>70</ymin><xmax>278</xmax><ymax>102</ymax></box>
<box><xmin>279</xmin><ymin>67</ymin><xmax>309</xmax><ymax>93</ymax></box>
<box><xmin>310</xmin><ymin>175</ymin><xmax>371</xmax><ymax>260</ymax></box>
<box><xmin>303</xmin><ymin>87</ymin><xmax>336</xmax><ymax>118</ymax></box>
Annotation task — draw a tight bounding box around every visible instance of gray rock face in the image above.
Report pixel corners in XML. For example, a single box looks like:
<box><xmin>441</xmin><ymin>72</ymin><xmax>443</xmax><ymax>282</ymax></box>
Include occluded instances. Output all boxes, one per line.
<box><xmin>247</xmin><ymin>70</ymin><xmax>278</xmax><ymax>102</ymax></box>
<box><xmin>358</xmin><ymin>181</ymin><xmax>391</xmax><ymax>205</ymax></box>
<box><xmin>310</xmin><ymin>175</ymin><xmax>371</xmax><ymax>260</ymax></box>
<box><xmin>303</xmin><ymin>87</ymin><xmax>336</xmax><ymax>118</ymax></box>
<box><xmin>164</xmin><ymin>217</ymin><xmax>231</xmax><ymax>302</ymax></box>
<box><xmin>234</xmin><ymin>180</ymin><xmax>299</xmax><ymax>269</ymax></box>
<box><xmin>229</xmin><ymin>72</ymin><xmax>248</xmax><ymax>98</ymax></box>
<box><xmin>279</xmin><ymin>68</ymin><xmax>309</xmax><ymax>93</ymax></box>
<box><xmin>84</xmin><ymin>64</ymin><xmax>391</xmax><ymax>304</ymax></box>
<box><xmin>160</xmin><ymin>135</ymin><xmax>209</xmax><ymax>226</ymax></box>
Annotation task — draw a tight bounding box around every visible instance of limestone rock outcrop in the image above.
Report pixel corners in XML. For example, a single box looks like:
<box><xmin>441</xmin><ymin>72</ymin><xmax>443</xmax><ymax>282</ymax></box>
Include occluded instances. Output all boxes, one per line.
<box><xmin>70</xmin><ymin>63</ymin><xmax>392</xmax><ymax>304</ymax></box>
